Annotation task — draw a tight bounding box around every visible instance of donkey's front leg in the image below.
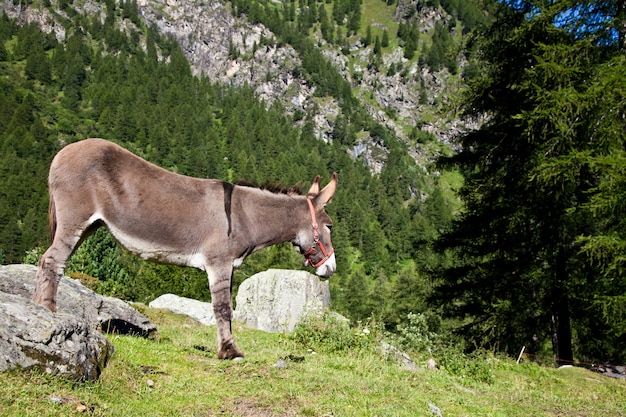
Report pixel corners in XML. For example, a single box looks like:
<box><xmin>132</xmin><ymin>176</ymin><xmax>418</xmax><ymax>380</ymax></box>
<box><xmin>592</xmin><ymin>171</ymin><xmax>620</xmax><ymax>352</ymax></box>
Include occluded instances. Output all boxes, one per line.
<box><xmin>207</xmin><ymin>265</ymin><xmax>243</xmax><ymax>359</ymax></box>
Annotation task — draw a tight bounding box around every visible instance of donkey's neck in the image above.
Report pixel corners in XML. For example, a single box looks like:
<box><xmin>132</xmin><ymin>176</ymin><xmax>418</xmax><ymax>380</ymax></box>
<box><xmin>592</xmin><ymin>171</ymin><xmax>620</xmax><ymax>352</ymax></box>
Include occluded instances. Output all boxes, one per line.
<box><xmin>232</xmin><ymin>187</ymin><xmax>307</xmax><ymax>253</ymax></box>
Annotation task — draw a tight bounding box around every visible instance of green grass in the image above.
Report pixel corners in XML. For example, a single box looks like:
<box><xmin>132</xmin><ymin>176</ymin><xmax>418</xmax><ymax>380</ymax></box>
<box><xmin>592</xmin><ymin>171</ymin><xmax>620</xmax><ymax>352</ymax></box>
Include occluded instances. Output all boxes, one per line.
<box><xmin>360</xmin><ymin>0</ymin><xmax>398</xmax><ymax>41</ymax></box>
<box><xmin>1</xmin><ymin>308</ymin><xmax>625</xmax><ymax>416</ymax></box>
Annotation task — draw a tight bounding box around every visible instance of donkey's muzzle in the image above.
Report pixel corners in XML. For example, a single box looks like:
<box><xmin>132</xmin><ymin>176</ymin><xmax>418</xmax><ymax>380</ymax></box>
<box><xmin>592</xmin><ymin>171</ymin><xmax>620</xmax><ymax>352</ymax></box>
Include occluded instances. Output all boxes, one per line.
<box><xmin>314</xmin><ymin>252</ymin><xmax>336</xmax><ymax>278</ymax></box>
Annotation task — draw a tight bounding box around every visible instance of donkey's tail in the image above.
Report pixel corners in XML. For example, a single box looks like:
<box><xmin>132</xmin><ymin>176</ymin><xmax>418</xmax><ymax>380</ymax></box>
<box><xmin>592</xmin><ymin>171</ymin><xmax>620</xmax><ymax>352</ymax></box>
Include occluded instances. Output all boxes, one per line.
<box><xmin>48</xmin><ymin>191</ymin><xmax>57</xmax><ymax>243</ymax></box>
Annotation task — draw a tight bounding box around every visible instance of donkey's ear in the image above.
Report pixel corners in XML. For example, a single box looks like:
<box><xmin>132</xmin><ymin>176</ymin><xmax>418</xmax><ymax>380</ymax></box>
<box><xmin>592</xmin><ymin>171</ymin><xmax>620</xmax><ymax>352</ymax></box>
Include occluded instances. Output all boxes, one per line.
<box><xmin>314</xmin><ymin>172</ymin><xmax>338</xmax><ymax>206</ymax></box>
<box><xmin>307</xmin><ymin>175</ymin><xmax>321</xmax><ymax>197</ymax></box>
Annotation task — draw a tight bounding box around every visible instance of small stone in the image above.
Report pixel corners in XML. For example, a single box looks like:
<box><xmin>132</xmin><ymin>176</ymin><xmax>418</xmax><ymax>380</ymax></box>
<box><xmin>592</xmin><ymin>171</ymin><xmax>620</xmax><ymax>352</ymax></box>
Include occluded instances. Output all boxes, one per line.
<box><xmin>146</xmin><ymin>379</ymin><xmax>155</xmax><ymax>388</ymax></box>
<box><xmin>428</xmin><ymin>402</ymin><xmax>443</xmax><ymax>417</ymax></box>
<box><xmin>426</xmin><ymin>358</ymin><xmax>438</xmax><ymax>370</ymax></box>
<box><xmin>273</xmin><ymin>359</ymin><xmax>288</xmax><ymax>369</ymax></box>
<box><xmin>403</xmin><ymin>361</ymin><xmax>421</xmax><ymax>372</ymax></box>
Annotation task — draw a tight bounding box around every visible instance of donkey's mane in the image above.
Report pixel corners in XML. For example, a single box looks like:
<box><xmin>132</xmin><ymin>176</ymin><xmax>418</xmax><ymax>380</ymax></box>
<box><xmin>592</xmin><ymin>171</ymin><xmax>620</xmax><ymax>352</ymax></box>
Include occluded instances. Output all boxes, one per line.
<box><xmin>235</xmin><ymin>179</ymin><xmax>302</xmax><ymax>195</ymax></box>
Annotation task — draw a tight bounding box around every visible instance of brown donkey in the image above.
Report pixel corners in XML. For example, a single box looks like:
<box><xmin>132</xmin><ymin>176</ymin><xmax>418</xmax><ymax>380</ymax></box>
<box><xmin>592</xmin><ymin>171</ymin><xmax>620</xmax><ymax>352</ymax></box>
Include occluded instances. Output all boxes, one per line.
<box><xmin>33</xmin><ymin>138</ymin><xmax>337</xmax><ymax>359</ymax></box>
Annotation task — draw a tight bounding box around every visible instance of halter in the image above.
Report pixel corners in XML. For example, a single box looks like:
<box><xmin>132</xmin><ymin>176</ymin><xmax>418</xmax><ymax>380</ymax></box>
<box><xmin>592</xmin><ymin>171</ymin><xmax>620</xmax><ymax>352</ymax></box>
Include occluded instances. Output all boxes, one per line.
<box><xmin>303</xmin><ymin>198</ymin><xmax>334</xmax><ymax>269</ymax></box>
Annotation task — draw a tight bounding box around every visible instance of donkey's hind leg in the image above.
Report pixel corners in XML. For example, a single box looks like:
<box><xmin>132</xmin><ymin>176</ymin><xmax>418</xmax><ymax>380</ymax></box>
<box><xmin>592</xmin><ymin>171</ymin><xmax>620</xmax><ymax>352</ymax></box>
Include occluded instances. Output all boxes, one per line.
<box><xmin>33</xmin><ymin>224</ymin><xmax>92</xmax><ymax>312</ymax></box>
<box><xmin>33</xmin><ymin>241</ymin><xmax>76</xmax><ymax>312</ymax></box>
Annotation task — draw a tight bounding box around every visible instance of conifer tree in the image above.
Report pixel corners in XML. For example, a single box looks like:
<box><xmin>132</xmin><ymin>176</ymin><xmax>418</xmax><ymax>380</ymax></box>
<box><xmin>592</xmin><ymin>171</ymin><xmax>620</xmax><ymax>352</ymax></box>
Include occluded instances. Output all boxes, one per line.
<box><xmin>439</xmin><ymin>0</ymin><xmax>626</xmax><ymax>363</ymax></box>
<box><xmin>364</xmin><ymin>24</ymin><xmax>372</xmax><ymax>45</ymax></box>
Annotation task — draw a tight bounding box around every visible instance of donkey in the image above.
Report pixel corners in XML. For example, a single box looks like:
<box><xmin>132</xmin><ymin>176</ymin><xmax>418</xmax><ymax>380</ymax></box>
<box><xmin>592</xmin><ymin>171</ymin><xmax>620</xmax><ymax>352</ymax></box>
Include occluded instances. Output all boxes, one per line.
<box><xmin>33</xmin><ymin>138</ymin><xmax>337</xmax><ymax>359</ymax></box>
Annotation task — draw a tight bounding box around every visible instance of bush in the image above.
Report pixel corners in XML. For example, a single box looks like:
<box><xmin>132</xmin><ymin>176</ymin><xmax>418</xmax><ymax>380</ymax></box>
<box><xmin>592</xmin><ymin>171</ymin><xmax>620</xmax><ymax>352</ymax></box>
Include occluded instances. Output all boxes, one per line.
<box><xmin>392</xmin><ymin>312</ymin><xmax>438</xmax><ymax>354</ymax></box>
<box><xmin>68</xmin><ymin>271</ymin><xmax>101</xmax><ymax>291</ymax></box>
<box><xmin>436</xmin><ymin>348</ymin><xmax>496</xmax><ymax>384</ymax></box>
<box><xmin>23</xmin><ymin>246</ymin><xmax>45</xmax><ymax>265</ymax></box>
<box><xmin>289</xmin><ymin>313</ymin><xmax>382</xmax><ymax>354</ymax></box>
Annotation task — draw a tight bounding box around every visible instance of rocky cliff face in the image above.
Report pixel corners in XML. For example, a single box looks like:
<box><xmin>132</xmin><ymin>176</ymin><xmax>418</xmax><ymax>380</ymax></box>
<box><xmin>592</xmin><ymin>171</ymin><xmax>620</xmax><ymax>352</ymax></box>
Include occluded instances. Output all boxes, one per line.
<box><xmin>135</xmin><ymin>0</ymin><xmax>466</xmax><ymax>156</ymax></box>
<box><xmin>133</xmin><ymin>0</ymin><xmax>474</xmax><ymax>173</ymax></box>
<box><xmin>137</xmin><ymin>0</ymin><xmax>308</xmax><ymax>110</ymax></box>
<box><xmin>136</xmin><ymin>0</ymin><xmax>338</xmax><ymax>142</ymax></box>
<box><xmin>1</xmin><ymin>0</ymin><xmax>469</xmax><ymax>170</ymax></box>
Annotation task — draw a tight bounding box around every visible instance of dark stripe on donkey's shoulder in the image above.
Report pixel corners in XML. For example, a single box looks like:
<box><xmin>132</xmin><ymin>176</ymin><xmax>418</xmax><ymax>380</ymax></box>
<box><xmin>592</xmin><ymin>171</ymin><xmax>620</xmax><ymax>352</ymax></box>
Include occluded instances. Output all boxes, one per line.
<box><xmin>221</xmin><ymin>181</ymin><xmax>234</xmax><ymax>236</ymax></box>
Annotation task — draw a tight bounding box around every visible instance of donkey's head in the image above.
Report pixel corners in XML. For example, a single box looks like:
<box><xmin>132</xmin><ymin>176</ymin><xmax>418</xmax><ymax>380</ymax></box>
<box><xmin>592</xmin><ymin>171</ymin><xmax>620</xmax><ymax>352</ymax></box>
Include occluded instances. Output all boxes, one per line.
<box><xmin>295</xmin><ymin>173</ymin><xmax>338</xmax><ymax>278</ymax></box>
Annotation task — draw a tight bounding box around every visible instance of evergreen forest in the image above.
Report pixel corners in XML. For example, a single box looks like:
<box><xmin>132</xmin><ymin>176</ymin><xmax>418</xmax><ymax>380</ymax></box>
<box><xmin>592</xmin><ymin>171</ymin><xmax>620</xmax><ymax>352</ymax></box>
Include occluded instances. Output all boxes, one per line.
<box><xmin>1</xmin><ymin>0</ymin><xmax>625</xmax><ymax>366</ymax></box>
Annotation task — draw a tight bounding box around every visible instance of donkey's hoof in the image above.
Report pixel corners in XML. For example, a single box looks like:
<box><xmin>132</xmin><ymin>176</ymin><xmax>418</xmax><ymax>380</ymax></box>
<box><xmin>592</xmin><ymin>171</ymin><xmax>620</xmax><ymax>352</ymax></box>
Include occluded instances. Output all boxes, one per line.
<box><xmin>217</xmin><ymin>346</ymin><xmax>244</xmax><ymax>360</ymax></box>
<box><xmin>32</xmin><ymin>296</ymin><xmax>57</xmax><ymax>313</ymax></box>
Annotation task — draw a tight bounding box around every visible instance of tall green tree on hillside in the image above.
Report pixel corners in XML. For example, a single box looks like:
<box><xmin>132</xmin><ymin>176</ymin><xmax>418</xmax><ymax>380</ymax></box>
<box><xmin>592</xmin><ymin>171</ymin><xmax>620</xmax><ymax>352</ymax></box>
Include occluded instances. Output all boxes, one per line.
<box><xmin>438</xmin><ymin>0</ymin><xmax>626</xmax><ymax>363</ymax></box>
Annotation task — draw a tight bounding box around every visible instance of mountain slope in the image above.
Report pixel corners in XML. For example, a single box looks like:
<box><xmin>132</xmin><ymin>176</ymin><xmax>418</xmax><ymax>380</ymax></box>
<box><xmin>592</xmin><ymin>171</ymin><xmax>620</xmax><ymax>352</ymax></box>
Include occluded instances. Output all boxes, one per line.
<box><xmin>135</xmin><ymin>0</ymin><xmax>478</xmax><ymax>166</ymax></box>
<box><xmin>2</xmin><ymin>0</ymin><xmax>481</xmax><ymax>167</ymax></box>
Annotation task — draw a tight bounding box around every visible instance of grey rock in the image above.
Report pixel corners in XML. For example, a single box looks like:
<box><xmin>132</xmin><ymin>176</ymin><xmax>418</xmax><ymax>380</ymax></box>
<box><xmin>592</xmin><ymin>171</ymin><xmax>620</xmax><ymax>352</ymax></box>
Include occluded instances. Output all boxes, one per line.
<box><xmin>0</xmin><ymin>264</ymin><xmax>158</xmax><ymax>380</ymax></box>
<box><xmin>273</xmin><ymin>359</ymin><xmax>288</xmax><ymax>369</ymax></box>
<box><xmin>426</xmin><ymin>358</ymin><xmax>438</xmax><ymax>370</ymax></box>
<box><xmin>428</xmin><ymin>402</ymin><xmax>444</xmax><ymax>417</ymax></box>
<box><xmin>149</xmin><ymin>293</ymin><xmax>215</xmax><ymax>326</ymax></box>
<box><xmin>147</xmin><ymin>270</ymin><xmax>330</xmax><ymax>333</ymax></box>
<box><xmin>0</xmin><ymin>290</ymin><xmax>113</xmax><ymax>381</ymax></box>
<box><xmin>380</xmin><ymin>340</ymin><xmax>423</xmax><ymax>372</ymax></box>
<box><xmin>233</xmin><ymin>269</ymin><xmax>330</xmax><ymax>332</ymax></box>
<box><xmin>590</xmin><ymin>363</ymin><xmax>626</xmax><ymax>379</ymax></box>
<box><xmin>0</xmin><ymin>265</ymin><xmax>157</xmax><ymax>338</ymax></box>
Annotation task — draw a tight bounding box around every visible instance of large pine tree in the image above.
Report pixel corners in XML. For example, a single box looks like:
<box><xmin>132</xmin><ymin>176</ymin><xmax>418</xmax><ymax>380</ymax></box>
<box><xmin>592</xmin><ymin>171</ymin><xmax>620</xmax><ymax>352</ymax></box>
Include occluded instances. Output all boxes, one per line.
<box><xmin>438</xmin><ymin>0</ymin><xmax>626</xmax><ymax>363</ymax></box>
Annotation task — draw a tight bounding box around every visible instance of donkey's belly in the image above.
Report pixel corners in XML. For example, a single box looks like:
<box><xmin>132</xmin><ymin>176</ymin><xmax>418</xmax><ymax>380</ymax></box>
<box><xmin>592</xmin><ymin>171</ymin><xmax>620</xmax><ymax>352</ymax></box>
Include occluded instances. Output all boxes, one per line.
<box><xmin>106</xmin><ymin>221</ymin><xmax>206</xmax><ymax>270</ymax></box>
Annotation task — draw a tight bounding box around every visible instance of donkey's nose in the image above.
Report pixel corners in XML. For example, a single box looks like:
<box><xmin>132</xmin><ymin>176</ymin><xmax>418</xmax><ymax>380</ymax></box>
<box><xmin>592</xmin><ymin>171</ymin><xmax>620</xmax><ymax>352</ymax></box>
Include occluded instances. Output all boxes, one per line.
<box><xmin>315</xmin><ymin>253</ymin><xmax>336</xmax><ymax>278</ymax></box>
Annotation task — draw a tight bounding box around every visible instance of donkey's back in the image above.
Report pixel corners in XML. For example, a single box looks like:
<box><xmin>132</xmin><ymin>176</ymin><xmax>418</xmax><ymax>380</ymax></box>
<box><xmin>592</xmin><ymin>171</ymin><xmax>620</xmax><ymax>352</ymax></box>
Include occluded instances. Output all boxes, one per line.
<box><xmin>49</xmin><ymin>139</ymin><xmax>227</xmax><ymax>262</ymax></box>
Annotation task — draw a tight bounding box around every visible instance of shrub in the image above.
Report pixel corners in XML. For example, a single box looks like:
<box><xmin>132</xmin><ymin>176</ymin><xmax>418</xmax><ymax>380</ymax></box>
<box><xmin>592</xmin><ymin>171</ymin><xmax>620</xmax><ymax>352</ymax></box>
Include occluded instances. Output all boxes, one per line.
<box><xmin>436</xmin><ymin>348</ymin><xmax>496</xmax><ymax>384</ymax></box>
<box><xmin>68</xmin><ymin>271</ymin><xmax>101</xmax><ymax>291</ymax></box>
<box><xmin>23</xmin><ymin>246</ymin><xmax>45</xmax><ymax>265</ymax></box>
<box><xmin>392</xmin><ymin>312</ymin><xmax>438</xmax><ymax>354</ymax></box>
<box><xmin>289</xmin><ymin>313</ymin><xmax>382</xmax><ymax>354</ymax></box>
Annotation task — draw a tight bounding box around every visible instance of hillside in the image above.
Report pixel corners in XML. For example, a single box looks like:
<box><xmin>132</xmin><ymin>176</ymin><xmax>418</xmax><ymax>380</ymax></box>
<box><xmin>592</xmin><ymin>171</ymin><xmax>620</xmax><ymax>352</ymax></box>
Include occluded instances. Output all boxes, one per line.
<box><xmin>1</xmin><ymin>308</ymin><xmax>624</xmax><ymax>416</ymax></box>
<box><xmin>2</xmin><ymin>0</ymin><xmax>484</xmax><ymax>166</ymax></box>
<box><xmin>138</xmin><ymin>0</ymin><xmax>482</xmax><ymax>165</ymax></box>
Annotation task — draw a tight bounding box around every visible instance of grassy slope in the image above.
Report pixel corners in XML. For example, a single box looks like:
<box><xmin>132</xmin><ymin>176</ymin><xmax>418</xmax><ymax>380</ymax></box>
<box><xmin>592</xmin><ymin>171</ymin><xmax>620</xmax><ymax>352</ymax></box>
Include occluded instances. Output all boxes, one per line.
<box><xmin>1</xmin><ymin>308</ymin><xmax>624</xmax><ymax>417</ymax></box>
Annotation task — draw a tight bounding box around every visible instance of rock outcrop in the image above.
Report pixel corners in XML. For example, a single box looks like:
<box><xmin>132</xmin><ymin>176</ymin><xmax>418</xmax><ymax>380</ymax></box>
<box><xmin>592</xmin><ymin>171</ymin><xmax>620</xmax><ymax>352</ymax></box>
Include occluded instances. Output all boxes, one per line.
<box><xmin>0</xmin><ymin>264</ymin><xmax>157</xmax><ymax>380</ymax></box>
<box><xmin>0</xmin><ymin>265</ymin><xmax>157</xmax><ymax>338</ymax></box>
<box><xmin>0</xmin><ymin>291</ymin><xmax>113</xmax><ymax>381</ymax></box>
<box><xmin>136</xmin><ymin>0</ymin><xmax>312</xmax><ymax>123</ymax></box>
<box><xmin>149</xmin><ymin>293</ymin><xmax>216</xmax><ymax>326</ymax></box>
<box><xmin>149</xmin><ymin>269</ymin><xmax>330</xmax><ymax>332</ymax></box>
<box><xmin>233</xmin><ymin>269</ymin><xmax>330</xmax><ymax>332</ymax></box>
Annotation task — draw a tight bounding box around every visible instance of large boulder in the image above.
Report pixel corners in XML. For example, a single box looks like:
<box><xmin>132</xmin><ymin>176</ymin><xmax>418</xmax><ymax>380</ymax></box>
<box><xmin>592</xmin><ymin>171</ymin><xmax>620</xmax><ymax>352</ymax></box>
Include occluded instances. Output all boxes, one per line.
<box><xmin>0</xmin><ymin>264</ymin><xmax>157</xmax><ymax>380</ymax></box>
<box><xmin>0</xmin><ymin>265</ymin><xmax>157</xmax><ymax>338</ymax></box>
<box><xmin>148</xmin><ymin>269</ymin><xmax>331</xmax><ymax>332</ymax></box>
<box><xmin>149</xmin><ymin>293</ymin><xmax>215</xmax><ymax>325</ymax></box>
<box><xmin>0</xmin><ymin>291</ymin><xmax>113</xmax><ymax>381</ymax></box>
<box><xmin>233</xmin><ymin>269</ymin><xmax>331</xmax><ymax>332</ymax></box>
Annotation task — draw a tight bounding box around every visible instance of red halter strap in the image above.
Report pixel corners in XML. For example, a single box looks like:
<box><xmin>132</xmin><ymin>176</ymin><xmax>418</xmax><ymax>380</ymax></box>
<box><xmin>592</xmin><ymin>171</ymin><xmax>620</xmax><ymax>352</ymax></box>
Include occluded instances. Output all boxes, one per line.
<box><xmin>304</xmin><ymin>198</ymin><xmax>334</xmax><ymax>269</ymax></box>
